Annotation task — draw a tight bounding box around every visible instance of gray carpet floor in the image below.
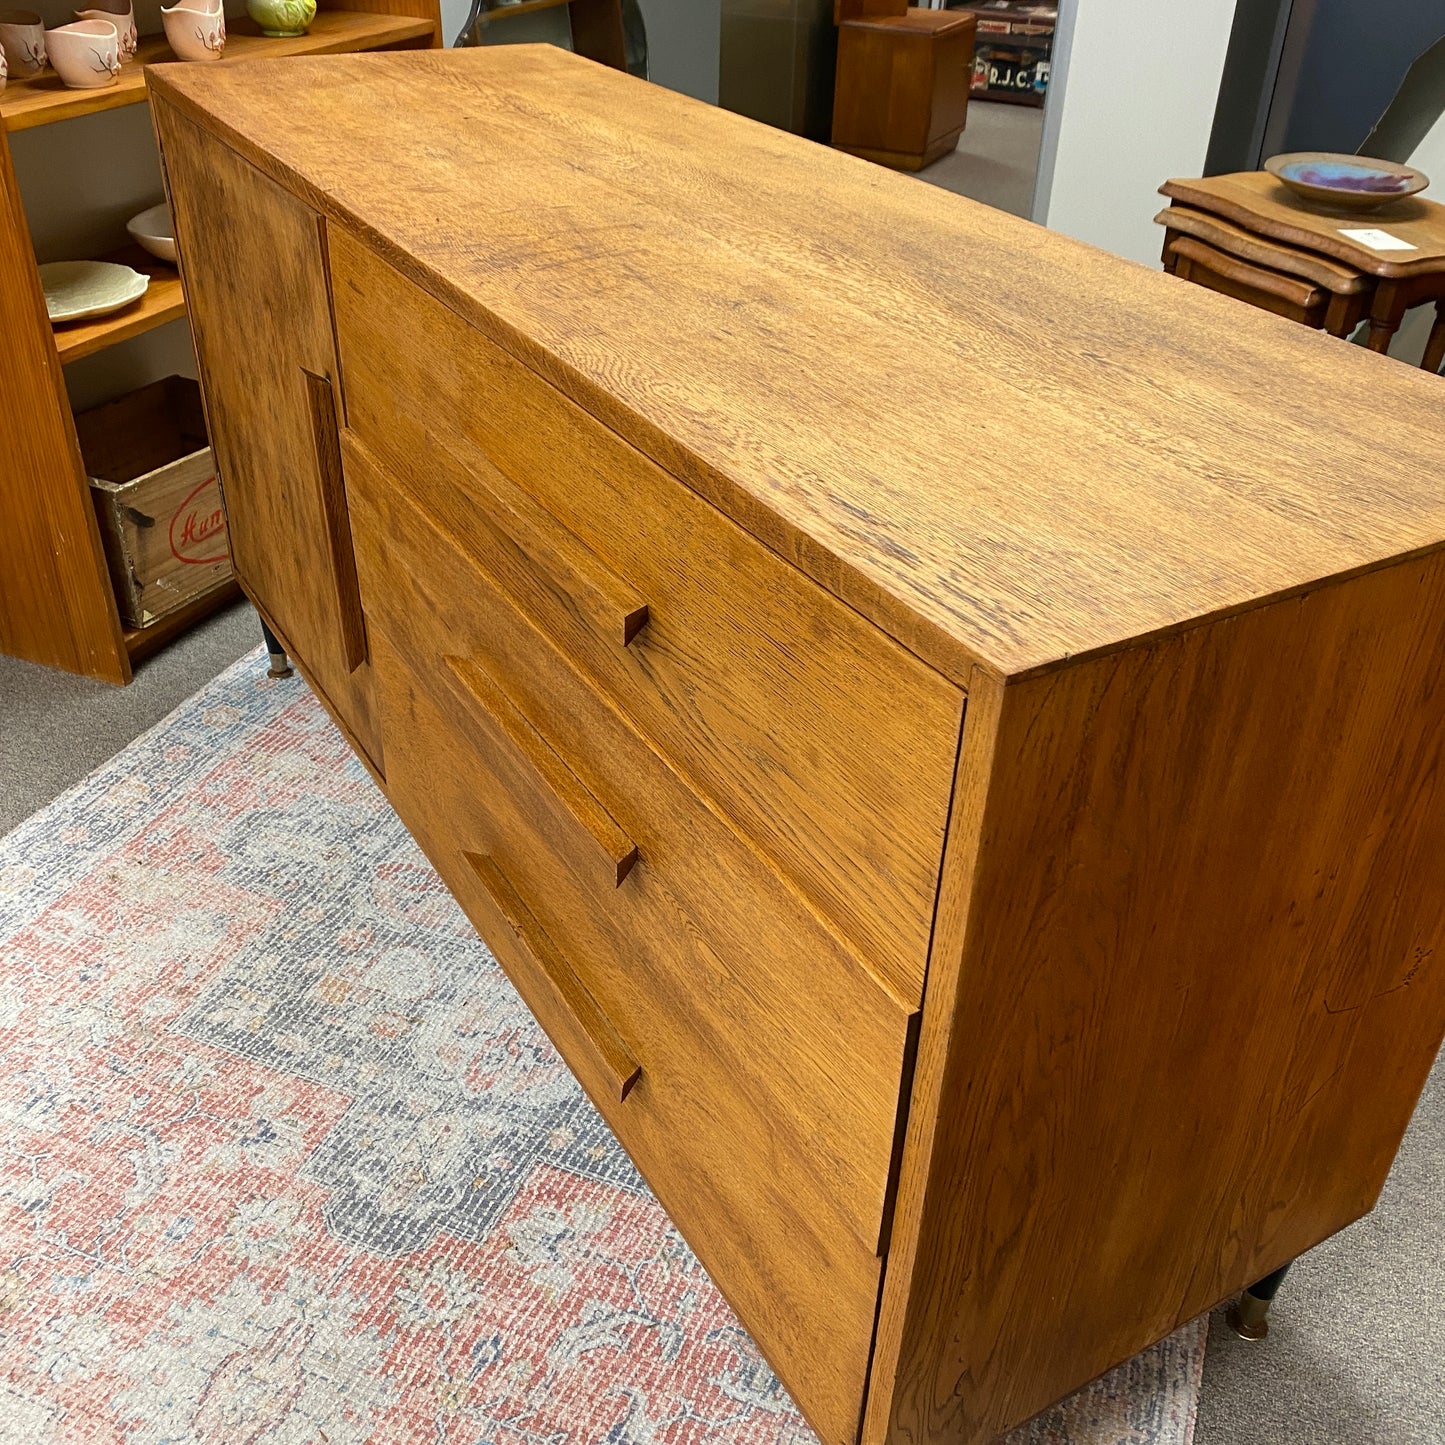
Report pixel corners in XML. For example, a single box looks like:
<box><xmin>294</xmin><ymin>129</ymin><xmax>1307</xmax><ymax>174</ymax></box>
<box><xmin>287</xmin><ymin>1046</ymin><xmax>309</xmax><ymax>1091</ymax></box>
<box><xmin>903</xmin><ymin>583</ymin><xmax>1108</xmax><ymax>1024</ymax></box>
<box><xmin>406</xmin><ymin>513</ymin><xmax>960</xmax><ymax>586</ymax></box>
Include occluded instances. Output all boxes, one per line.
<box><xmin>918</xmin><ymin>99</ymin><xmax>1046</xmax><ymax>219</ymax></box>
<box><xmin>0</xmin><ymin>597</ymin><xmax>260</xmax><ymax>837</ymax></box>
<box><xmin>0</xmin><ymin>599</ymin><xmax>1440</xmax><ymax>1443</ymax></box>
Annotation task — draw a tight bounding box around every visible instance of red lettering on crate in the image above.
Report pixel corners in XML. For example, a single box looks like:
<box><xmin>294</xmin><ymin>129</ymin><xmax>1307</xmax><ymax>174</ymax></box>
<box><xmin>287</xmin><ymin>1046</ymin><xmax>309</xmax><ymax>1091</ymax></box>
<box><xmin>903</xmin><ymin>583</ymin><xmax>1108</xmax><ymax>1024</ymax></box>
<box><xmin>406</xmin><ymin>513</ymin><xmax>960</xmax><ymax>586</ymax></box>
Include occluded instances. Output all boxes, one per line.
<box><xmin>169</xmin><ymin>475</ymin><xmax>230</xmax><ymax>565</ymax></box>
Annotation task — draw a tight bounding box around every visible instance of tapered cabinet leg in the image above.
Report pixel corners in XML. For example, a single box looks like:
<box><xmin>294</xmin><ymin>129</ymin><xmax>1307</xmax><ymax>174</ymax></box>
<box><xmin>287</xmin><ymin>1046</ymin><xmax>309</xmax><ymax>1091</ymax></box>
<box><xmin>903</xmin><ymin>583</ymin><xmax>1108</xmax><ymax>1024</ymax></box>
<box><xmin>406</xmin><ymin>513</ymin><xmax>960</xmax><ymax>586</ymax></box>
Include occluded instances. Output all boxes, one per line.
<box><xmin>1226</xmin><ymin>1261</ymin><xmax>1294</xmax><ymax>1341</ymax></box>
<box><xmin>259</xmin><ymin>614</ymin><xmax>294</xmax><ymax>679</ymax></box>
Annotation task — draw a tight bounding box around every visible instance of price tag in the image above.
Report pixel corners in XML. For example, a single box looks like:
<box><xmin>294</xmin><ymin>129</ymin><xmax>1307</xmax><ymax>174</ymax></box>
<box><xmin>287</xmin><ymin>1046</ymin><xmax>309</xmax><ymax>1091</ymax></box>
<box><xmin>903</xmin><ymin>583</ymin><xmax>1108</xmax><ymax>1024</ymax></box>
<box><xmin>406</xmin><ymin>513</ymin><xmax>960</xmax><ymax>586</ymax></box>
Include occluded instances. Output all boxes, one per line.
<box><xmin>1338</xmin><ymin>228</ymin><xmax>1419</xmax><ymax>252</ymax></box>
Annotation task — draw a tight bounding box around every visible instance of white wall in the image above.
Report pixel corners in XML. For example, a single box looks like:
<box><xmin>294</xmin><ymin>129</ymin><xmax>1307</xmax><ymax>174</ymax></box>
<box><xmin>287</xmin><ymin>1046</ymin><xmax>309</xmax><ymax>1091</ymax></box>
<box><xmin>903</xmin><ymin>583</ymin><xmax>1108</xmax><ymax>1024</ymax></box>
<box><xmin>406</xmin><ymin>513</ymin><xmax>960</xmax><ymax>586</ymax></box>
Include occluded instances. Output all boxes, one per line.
<box><xmin>1033</xmin><ymin>0</ymin><xmax>1238</xmax><ymax>266</ymax></box>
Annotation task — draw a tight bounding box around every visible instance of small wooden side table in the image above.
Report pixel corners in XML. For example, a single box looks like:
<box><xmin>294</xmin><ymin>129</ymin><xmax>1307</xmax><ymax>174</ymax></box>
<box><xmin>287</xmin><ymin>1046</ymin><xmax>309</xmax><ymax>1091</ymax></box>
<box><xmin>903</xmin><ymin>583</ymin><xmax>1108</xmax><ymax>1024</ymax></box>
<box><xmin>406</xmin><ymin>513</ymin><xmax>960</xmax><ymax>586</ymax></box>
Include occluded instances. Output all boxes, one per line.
<box><xmin>1160</xmin><ymin>171</ymin><xmax>1445</xmax><ymax>372</ymax></box>
<box><xmin>832</xmin><ymin>4</ymin><xmax>976</xmax><ymax>172</ymax></box>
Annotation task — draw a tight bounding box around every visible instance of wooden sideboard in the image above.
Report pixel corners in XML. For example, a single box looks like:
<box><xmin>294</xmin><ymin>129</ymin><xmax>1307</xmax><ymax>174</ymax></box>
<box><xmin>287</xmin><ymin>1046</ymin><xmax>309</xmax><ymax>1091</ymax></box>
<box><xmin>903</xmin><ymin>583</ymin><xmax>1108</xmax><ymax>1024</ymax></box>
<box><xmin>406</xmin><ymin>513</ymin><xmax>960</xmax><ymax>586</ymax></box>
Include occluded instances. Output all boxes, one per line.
<box><xmin>151</xmin><ymin>46</ymin><xmax>1445</xmax><ymax>1445</ymax></box>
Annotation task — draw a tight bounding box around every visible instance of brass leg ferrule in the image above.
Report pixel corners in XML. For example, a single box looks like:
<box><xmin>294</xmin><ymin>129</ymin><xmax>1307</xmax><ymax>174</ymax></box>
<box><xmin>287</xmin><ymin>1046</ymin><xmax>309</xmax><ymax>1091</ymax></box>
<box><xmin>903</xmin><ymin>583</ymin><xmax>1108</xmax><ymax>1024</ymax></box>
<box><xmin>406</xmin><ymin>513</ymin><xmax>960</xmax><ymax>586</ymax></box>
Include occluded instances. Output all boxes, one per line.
<box><xmin>1226</xmin><ymin>1289</ymin><xmax>1273</xmax><ymax>1341</ymax></box>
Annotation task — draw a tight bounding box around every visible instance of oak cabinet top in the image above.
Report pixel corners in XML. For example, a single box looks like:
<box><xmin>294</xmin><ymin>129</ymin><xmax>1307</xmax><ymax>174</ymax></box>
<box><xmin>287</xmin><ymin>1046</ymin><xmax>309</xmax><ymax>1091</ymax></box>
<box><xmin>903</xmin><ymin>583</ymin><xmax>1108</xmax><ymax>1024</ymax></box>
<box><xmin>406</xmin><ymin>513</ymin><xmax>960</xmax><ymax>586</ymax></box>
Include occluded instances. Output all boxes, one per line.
<box><xmin>150</xmin><ymin>46</ymin><xmax>1445</xmax><ymax>682</ymax></box>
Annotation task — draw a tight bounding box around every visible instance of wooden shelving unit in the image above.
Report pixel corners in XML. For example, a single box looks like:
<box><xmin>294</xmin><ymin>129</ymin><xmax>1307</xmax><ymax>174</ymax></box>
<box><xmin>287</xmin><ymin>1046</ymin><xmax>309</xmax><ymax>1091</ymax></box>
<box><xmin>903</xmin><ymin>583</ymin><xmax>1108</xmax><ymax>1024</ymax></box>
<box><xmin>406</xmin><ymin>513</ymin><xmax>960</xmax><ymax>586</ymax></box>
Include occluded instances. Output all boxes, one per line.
<box><xmin>0</xmin><ymin>0</ymin><xmax>441</xmax><ymax>684</ymax></box>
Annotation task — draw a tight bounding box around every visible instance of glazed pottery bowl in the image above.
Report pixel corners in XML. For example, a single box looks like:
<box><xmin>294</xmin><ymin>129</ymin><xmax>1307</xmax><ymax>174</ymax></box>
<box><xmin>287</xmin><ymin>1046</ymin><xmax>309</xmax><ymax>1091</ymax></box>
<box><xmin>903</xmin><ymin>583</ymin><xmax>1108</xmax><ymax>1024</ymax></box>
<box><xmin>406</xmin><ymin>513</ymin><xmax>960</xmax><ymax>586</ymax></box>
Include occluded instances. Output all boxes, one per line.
<box><xmin>126</xmin><ymin>201</ymin><xmax>176</xmax><ymax>263</ymax></box>
<box><xmin>73</xmin><ymin>0</ymin><xmax>135</xmax><ymax>60</ymax></box>
<box><xmin>46</xmin><ymin>18</ymin><xmax>119</xmax><ymax>88</ymax></box>
<box><xmin>161</xmin><ymin>1</ymin><xmax>223</xmax><ymax>59</ymax></box>
<box><xmin>1265</xmin><ymin>152</ymin><xmax>1429</xmax><ymax>212</ymax></box>
<box><xmin>245</xmin><ymin>0</ymin><xmax>314</xmax><ymax>36</ymax></box>
<box><xmin>0</xmin><ymin>10</ymin><xmax>46</xmax><ymax>75</ymax></box>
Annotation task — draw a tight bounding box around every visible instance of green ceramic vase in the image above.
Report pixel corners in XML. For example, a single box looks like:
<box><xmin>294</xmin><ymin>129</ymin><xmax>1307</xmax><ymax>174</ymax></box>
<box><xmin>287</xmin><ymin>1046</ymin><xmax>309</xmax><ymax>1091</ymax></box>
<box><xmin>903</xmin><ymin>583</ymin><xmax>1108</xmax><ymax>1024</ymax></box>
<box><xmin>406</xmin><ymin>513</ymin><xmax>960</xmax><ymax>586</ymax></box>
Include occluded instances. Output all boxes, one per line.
<box><xmin>245</xmin><ymin>0</ymin><xmax>314</xmax><ymax>36</ymax></box>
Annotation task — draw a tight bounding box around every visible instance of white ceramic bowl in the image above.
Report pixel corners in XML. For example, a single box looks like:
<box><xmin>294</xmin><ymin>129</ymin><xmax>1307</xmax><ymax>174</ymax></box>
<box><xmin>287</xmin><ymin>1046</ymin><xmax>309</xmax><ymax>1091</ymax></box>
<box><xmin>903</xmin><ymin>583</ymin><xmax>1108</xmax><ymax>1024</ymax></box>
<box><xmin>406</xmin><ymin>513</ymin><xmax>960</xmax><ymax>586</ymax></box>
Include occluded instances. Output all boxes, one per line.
<box><xmin>45</xmin><ymin>17</ymin><xmax>119</xmax><ymax>88</ymax></box>
<box><xmin>127</xmin><ymin>202</ymin><xmax>176</xmax><ymax>263</ymax></box>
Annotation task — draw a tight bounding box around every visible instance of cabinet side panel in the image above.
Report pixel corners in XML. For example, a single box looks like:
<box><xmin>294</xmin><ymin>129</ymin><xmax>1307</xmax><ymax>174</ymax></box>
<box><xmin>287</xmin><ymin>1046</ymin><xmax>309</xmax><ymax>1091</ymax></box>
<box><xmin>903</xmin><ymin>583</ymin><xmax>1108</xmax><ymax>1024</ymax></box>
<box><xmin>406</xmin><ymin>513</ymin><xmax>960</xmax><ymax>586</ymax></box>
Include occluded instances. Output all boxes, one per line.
<box><xmin>0</xmin><ymin>130</ymin><xmax>128</xmax><ymax>683</ymax></box>
<box><xmin>867</xmin><ymin>550</ymin><xmax>1445</xmax><ymax>1445</ymax></box>
<box><xmin>153</xmin><ymin>97</ymin><xmax>382</xmax><ymax>768</ymax></box>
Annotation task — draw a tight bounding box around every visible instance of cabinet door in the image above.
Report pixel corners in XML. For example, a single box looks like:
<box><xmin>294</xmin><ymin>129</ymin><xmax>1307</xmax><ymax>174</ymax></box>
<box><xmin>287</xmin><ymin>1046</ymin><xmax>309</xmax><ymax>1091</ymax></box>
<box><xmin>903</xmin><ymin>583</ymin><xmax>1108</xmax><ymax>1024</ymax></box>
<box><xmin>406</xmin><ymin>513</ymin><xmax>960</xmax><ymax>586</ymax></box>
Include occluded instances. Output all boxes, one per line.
<box><xmin>155</xmin><ymin>100</ymin><xmax>382</xmax><ymax>770</ymax></box>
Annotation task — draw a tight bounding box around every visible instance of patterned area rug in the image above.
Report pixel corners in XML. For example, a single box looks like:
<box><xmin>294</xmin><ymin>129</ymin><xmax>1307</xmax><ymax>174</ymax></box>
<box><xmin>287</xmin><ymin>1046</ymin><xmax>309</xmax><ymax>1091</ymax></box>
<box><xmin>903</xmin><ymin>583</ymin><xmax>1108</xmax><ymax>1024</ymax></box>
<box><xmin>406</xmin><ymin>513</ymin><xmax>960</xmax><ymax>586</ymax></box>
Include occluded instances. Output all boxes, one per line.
<box><xmin>0</xmin><ymin>650</ymin><xmax>1207</xmax><ymax>1444</ymax></box>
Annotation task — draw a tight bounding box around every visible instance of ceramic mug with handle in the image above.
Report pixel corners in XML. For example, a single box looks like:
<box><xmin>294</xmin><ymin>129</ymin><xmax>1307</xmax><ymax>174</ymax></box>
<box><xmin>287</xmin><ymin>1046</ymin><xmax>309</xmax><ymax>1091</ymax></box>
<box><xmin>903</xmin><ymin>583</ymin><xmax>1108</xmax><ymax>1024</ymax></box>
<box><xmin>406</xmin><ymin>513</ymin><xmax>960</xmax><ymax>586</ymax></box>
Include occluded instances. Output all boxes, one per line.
<box><xmin>46</xmin><ymin>17</ymin><xmax>120</xmax><ymax>87</ymax></box>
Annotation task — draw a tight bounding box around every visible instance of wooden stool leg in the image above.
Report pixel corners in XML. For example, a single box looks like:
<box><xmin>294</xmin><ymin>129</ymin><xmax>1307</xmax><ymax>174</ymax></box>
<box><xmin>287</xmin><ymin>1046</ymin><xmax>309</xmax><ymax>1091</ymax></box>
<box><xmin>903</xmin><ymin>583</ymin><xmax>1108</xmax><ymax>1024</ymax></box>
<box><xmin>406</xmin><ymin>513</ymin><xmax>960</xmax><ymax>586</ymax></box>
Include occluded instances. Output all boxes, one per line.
<box><xmin>1421</xmin><ymin>301</ymin><xmax>1445</xmax><ymax>374</ymax></box>
<box><xmin>1367</xmin><ymin>284</ymin><xmax>1409</xmax><ymax>355</ymax></box>
<box><xmin>1323</xmin><ymin>292</ymin><xmax>1356</xmax><ymax>338</ymax></box>
<box><xmin>1367</xmin><ymin>320</ymin><xmax>1398</xmax><ymax>353</ymax></box>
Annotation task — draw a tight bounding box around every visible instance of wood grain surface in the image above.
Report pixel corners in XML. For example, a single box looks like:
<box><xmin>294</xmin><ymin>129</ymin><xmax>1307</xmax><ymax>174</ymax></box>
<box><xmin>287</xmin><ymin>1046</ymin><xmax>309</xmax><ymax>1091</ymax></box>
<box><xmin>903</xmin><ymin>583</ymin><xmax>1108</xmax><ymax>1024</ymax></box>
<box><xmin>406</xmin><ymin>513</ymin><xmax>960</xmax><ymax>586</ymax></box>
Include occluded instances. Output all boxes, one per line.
<box><xmin>348</xmin><ymin>441</ymin><xmax>921</xmax><ymax>1440</ymax></box>
<box><xmin>333</xmin><ymin>233</ymin><xmax>961</xmax><ymax>1000</ymax></box>
<box><xmin>865</xmin><ymin>551</ymin><xmax>1445</xmax><ymax>1444</ymax></box>
<box><xmin>0</xmin><ymin>128</ymin><xmax>129</xmax><ymax>682</ymax></box>
<box><xmin>150</xmin><ymin>47</ymin><xmax>1445</xmax><ymax>683</ymax></box>
<box><xmin>154</xmin><ymin>99</ymin><xmax>383</xmax><ymax>767</ymax></box>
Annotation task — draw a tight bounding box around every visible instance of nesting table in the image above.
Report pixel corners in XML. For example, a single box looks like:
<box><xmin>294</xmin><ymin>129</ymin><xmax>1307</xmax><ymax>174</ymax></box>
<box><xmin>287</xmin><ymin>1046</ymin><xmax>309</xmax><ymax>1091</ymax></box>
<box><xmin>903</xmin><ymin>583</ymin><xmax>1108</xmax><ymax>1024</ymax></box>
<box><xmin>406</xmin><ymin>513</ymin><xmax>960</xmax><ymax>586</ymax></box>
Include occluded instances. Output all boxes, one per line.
<box><xmin>1159</xmin><ymin>171</ymin><xmax>1445</xmax><ymax>371</ymax></box>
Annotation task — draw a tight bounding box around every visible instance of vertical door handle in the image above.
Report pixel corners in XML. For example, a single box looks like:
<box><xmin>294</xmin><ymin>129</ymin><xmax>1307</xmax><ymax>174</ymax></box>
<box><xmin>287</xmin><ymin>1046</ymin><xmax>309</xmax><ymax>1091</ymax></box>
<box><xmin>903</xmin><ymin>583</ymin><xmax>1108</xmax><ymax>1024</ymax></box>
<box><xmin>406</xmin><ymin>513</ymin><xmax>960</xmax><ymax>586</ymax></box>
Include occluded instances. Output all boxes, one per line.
<box><xmin>304</xmin><ymin>368</ymin><xmax>368</xmax><ymax>673</ymax></box>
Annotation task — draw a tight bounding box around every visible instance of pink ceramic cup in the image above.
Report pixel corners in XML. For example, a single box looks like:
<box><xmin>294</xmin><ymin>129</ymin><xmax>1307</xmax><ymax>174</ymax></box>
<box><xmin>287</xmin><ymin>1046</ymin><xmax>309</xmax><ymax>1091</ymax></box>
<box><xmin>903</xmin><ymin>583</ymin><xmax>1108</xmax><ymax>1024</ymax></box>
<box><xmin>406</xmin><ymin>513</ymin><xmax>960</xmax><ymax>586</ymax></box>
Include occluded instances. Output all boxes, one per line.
<box><xmin>45</xmin><ymin>17</ymin><xmax>120</xmax><ymax>88</ymax></box>
<box><xmin>0</xmin><ymin>10</ymin><xmax>46</xmax><ymax>76</ymax></box>
<box><xmin>73</xmin><ymin>0</ymin><xmax>136</xmax><ymax>61</ymax></box>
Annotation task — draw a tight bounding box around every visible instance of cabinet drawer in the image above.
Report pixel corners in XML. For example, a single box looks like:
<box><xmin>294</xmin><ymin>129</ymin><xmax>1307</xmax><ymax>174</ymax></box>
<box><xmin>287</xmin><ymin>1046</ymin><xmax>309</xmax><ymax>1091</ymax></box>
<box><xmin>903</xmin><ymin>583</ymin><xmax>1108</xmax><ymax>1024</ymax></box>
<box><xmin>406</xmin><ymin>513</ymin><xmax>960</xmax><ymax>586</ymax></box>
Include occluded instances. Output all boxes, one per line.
<box><xmin>350</xmin><ymin>446</ymin><xmax>917</xmax><ymax>1445</ymax></box>
<box><xmin>330</xmin><ymin>230</ymin><xmax>962</xmax><ymax>1000</ymax></box>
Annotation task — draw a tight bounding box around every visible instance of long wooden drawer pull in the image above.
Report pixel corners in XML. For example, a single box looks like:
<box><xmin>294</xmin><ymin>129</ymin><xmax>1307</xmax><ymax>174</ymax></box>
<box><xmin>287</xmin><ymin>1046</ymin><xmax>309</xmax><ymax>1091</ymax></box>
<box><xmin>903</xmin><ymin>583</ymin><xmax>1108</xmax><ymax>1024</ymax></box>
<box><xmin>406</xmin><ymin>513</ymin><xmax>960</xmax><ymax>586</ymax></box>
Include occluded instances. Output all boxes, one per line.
<box><xmin>465</xmin><ymin>851</ymin><xmax>641</xmax><ymax>1103</ymax></box>
<box><xmin>445</xmin><ymin>653</ymin><xmax>639</xmax><ymax>887</ymax></box>
<box><xmin>304</xmin><ymin>368</ymin><xmax>369</xmax><ymax>673</ymax></box>
<box><xmin>438</xmin><ymin>433</ymin><xmax>649</xmax><ymax>647</ymax></box>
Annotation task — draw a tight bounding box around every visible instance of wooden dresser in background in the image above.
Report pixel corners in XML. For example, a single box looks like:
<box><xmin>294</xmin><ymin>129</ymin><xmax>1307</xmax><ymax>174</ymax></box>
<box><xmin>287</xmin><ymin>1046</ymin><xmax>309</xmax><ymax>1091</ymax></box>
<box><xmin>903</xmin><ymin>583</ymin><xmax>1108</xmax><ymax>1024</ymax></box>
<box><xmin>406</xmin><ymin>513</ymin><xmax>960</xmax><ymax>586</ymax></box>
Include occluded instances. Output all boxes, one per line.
<box><xmin>151</xmin><ymin>46</ymin><xmax>1445</xmax><ymax>1445</ymax></box>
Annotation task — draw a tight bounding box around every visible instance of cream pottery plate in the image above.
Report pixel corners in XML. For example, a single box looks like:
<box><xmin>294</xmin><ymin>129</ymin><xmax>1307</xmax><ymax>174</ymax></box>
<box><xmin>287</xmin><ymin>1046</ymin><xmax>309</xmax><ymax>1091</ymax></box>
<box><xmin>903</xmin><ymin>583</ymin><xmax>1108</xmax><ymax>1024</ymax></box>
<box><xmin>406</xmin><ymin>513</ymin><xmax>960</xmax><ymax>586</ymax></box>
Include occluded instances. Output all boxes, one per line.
<box><xmin>40</xmin><ymin>259</ymin><xmax>149</xmax><ymax>322</ymax></box>
<box><xmin>126</xmin><ymin>202</ymin><xmax>176</xmax><ymax>263</ymax></box>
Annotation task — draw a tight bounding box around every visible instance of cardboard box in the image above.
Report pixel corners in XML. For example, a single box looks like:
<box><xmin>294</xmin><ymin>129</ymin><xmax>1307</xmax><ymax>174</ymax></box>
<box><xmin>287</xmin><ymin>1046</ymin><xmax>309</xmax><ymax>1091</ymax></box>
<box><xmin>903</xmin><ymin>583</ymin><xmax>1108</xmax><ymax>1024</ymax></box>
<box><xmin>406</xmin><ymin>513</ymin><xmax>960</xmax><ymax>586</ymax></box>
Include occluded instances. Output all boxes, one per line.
<box><xmin>77</xmin><ymin>376</ymin><xmax>234</xmax><ymax>630</ymax></box>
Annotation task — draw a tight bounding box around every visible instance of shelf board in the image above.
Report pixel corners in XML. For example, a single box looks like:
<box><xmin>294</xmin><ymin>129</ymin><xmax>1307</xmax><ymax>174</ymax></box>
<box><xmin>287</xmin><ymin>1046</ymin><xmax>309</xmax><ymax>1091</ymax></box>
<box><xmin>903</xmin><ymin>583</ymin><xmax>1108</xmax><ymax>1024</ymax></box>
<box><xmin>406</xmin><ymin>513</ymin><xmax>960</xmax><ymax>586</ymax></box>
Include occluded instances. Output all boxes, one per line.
<box><xmin>123</xmin><ymin>578</ymin><xmax>242</xmax><ymax>663</ymax></box>
<box><xmin>0</xmin><ymin>10</ymin><xmax>435</xmax><ymax>133</ymax></box>
<box><xmin>52</xmin><ymin>245</ymin><xmax>186</xmax><ymax>363</ymax></box>
<box><xmin>478</xmin><ymin>0</ymin><xmax>572</xmax><ymax>17</ymax></box>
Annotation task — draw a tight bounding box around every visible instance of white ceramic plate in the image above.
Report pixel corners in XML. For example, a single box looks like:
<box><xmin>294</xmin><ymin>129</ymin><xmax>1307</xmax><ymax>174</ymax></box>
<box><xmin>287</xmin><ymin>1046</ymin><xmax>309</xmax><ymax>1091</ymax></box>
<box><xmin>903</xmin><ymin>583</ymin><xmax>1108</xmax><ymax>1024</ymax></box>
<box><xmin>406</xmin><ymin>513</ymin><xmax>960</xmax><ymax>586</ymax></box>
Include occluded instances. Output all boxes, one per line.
<box><xmin>126</xmin><ymin>202</ymin><xmax>177</xmax><ymax>263</ymax></box>
<box><xmin>40</xmin><ymin>260</ymin><xmax>149</xmax><ymax>323</ymax></box>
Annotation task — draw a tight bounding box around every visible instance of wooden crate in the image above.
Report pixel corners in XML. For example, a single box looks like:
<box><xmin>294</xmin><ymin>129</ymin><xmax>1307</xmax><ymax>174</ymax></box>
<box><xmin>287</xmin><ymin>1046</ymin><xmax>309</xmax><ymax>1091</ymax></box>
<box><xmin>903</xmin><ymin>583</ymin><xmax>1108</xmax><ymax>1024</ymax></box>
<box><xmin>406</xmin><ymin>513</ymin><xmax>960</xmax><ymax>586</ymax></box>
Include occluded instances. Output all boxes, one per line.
<box><xmin>77</xmin><ymin>376</ymin><xmax>233</xmax><ymax>629</ymax></box>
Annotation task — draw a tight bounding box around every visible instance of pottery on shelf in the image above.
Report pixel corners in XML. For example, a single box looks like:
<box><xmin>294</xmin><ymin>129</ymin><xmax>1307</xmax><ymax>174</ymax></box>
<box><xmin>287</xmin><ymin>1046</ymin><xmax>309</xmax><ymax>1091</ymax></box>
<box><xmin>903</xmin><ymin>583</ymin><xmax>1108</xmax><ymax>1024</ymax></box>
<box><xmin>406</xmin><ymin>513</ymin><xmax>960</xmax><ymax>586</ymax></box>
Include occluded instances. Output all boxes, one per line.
<box><xmin>161</xmin><ymin>0</ymin><xmax>223</xmax><ymax>60</ymax></box>
<box><xmin>1265</xmin><ymin>152</ymin><xmax>1430</xmax><ymax>212</ymax></box>
<box><xmin>245</xmin><ymin>0</ymin><xmax>314</xmax><ymax>37</ymax></box>
<box><xmin>45</xmin><ymin>17</ymin><xmax>120</xmax><ymax>88</ymax></box>
<box><xmin>126</xmin><ymin>201</ymin><xmax>176</xmax><ymax>263</ymax></box>
<box><xmin>0</xmin><ymin>9</ymin><xmax>46</xmax><ymax>76</ymax></box>
<box><xmin>72</xmin><ymin>0</ymin><xmax>135</xmax><ymax>61</ymax></box>
<box><xmin>39</xmin><ymin>260</ymin><xmax>148</xmax><ymax>323</ymax></box>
